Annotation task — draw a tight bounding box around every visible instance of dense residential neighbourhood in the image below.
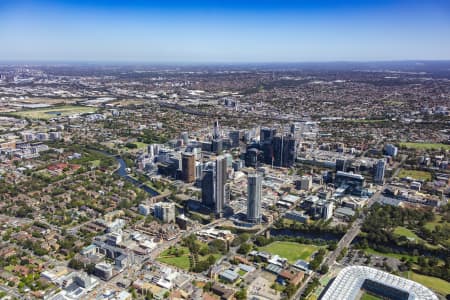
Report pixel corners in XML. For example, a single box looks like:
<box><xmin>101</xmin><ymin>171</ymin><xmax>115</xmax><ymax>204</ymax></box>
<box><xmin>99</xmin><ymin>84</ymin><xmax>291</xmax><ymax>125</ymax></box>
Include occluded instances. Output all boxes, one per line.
<box><xmin>0</xmin><ymin>62</ymin><xmax>449</xmax><ymax>300</ymax></box>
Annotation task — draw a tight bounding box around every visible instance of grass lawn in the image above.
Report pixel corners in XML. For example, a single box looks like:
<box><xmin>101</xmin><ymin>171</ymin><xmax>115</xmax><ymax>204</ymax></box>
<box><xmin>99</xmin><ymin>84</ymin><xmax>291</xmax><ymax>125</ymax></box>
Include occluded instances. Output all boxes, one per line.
<box><xmin>8</xmin><ymin>105</ymin><xmax>96</xmax><ymax>120</ymax></box>
<box><xmin>365</xmin><ymin>247</ymin><xmax>418</xmax><ymax>263</ymax></box>
<box><xmin>397</xmin><ymin>169</ymin><xmax>432</xmax><ymax>181</ymax></box>
<box><xmin>258</xmin><ymin>241</ymin><xmax>321</xmax><ymax>263</ymax></box>
<box><xmin>400</xmin><ymin>142</ymin><xmax>450</xmax><ymax>151</ymax></box>
<box><xmin>360</xmin><ymin>292</ymin><xmax>383</xmax><ymax>300</ymax></box>
<box><xmin>424</xmin><ymin>215</ymin><xmax>444</xmax><ymax>231</ymax></box>
<box><xmin>157</xmin><ymin>246</ymin><xmax>191</xmax><ymax>270</ymax></box>
<box><xmin>157</xmin><ymin>246</ymin><xmax>222</xmax><ymax>271</ymax></box>
<box><xmin>157</xmin><ymin>255</ymin><xmax>190</xmax><ymax>270</ymax></box>
<box><xmin>132</xmin><ymin>142</ymin><xmax>148</xmax><ymax>149</ymax></box>
<box><xmin>393</xmin><ymin>226</ymin><xmax>421</xmax><ymax>240</ymax></box>
<box><xmin>4</xmin><ymin>265</ymin><xmax>14</xmax><ymax>272</ymax></box>
<box><xmin>393</xmin><ymin>226</ymin><xmax>442</xmax><ymax>249</ymax></box>
<box><xmin>90</xmin><ymin>160</ymin><xmax>101</xmax><ymax>167</ymax></box>
<box><xmin>407</xmin><ymin>271</ymin><xmax>450</xmax><ymax>296</ymax></box>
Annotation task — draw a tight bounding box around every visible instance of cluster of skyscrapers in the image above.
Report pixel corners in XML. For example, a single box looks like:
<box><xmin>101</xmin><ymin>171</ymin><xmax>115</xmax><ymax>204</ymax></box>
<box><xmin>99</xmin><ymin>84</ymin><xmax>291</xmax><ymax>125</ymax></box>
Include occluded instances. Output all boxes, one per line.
<box><xmin>246</xmin><ymin>127</ymin><xmax>297</xmax><ymax>169</ymax></box>
<box><xmin>174</xmin><ymin>121</ymin><xmax>278</xmax><ymax>223</ymax></box>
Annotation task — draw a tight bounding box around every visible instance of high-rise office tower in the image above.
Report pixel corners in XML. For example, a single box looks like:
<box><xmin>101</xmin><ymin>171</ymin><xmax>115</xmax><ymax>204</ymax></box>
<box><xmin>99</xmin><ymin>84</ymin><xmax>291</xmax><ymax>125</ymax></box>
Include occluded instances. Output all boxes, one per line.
<box><xmin>201</xmin><ymin>156</ymin><xmax>227</xmax><ymax>216</ymax></box>
<box><xmin>260</xmin><ymin>127</ymin><xmax>276</xmax><ymax>144</ymax></box>
<box><xmin>384</xmin><ymin>144</ymin><xmax>398</xmax><ymax>157</ymax></box>
<box><xmin>323</xmin><ymin>202</ymin><xmax>334</xmax><ymax>220</ymax></box>
<box><xmin>375</xmin><ymin>159</ymin><xmax>386</xmax><ymax>184</ymax></box>
<box><xmin>247</xmin><ymin>173</ymin><xmax>262</xmax><ymax>224</ymax></box>
<box><xmin>283</xmin><ymin>135</ymin><xmax>296</xmax><ymax>167</ymax></box>
<box><xmin>181</xmin><ymin>152</ymin><xmax>195</xmax><ymax>183</ymax></box>
<box><xmin>229</xmin><ymin>130</ymin><xmax>241</xmax><ymax>148</ymax></box>
<box><xmin>211</xmin><ymin>138</ymin><xmax>223</xmax><ymax>154</ymax></box>
<box><xmin>201</xmin><ymin>164</ymin><xmax>215</xmax><ymax>208</ymax></box>
<box><xmin>180</xmin><ymin>132</ymin><xmax>189</xmax><ymax>145</ymax></box>
<box><xmin>211</xmin><ymin>120</ymin><xmax>223</xmax><ymax>154</ymax></box>
<box><xmin>245</xmin><ymin>148</ymin><xmax>259</xmax><ymax>168</ymax></box>
<box><xmin>213</xmin><ymin>120</ymin><xmax>221</xmax><ymax>139</ymax></box>
<box><xmin>290</xmin><ymin>123</ymin><xmax>296</xmax><ymax>135</ymax></box>
<box><xmin>215</xmin><ymin>155</ymin><xmax>227</xmax><ymax>216</ymax></box>
<box><xmin>272</xmin><ymin>135</ymin><xmax>296</xmax><ymax>167</ymax></box>
<box><xmin>260</xmin><ymin>127</ymin><xmax>277</xmax><ymax>166</ymax></box>
<box><xmin>336</xmin><ymin>159</ymin><xmax>348</xmax><ymax>172</ymax></box>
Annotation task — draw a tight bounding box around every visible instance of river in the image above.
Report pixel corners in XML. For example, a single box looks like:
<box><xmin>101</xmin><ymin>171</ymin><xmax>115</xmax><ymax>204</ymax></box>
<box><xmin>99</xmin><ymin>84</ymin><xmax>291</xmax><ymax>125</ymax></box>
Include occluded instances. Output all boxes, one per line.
<box><xmin>113</xmin><ymin>155</ymin><xmax>160</xmax><ymax>197</ymax></box>
<box><xmin>88</xmin><ymin>147</ymin><xmax>160</xmax><ymax>197</ymax></box>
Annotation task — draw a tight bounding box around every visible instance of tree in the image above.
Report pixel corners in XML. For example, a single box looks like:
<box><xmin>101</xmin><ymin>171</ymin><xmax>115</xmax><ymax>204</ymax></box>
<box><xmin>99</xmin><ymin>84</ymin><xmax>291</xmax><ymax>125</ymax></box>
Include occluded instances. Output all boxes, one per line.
<box><xmin>209</xmin><ymin>239</ymin><xmax>227</xmax><ymax>254</ymax></box>
<box><xmin>68</xmin><ymin>258</ymin><xmax>83</xmax><ymax>270</ymax></box>
<box><xmin>235</xmin><ymin>288</ymin><xmax>247</xmax><ymax>300</ymax></box>
<box><xmin>237</xmin><ymin>243</ymin><xmax>252</xmax><ymax>255</ymax></box>
<box><xmin>320</xmin><ymin>264</ymin><xmax>329</xmax><ymax>274</ymax></box>
<box><xmin>203</xmin><ymin>281</ymin><xmax>213</xmax><ymax>292</ymax></box>
<box><xmin>285</xmin><ymin>284</ymin><xmax>297</xmax><ymax>298</ymax></box>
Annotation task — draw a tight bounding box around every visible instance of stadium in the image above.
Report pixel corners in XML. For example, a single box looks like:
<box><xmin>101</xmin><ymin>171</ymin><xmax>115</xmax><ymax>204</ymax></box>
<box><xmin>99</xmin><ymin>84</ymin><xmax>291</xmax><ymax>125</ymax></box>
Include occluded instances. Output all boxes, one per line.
<box><xmin>320</xmin><ymin>266</ymin><xmax>438</xmax><ymax>300</ymax></box>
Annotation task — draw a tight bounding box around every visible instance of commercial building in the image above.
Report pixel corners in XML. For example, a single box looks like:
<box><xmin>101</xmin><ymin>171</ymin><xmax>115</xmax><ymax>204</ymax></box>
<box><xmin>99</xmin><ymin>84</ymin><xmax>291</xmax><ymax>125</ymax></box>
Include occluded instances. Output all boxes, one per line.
<box><xmin>295</xmin><ymin>175</ymin><xmax>312</xmax><ymax>191</ymax></box>
<box><xmin>334</xmin><ymin>171</ymin><xmax>365</xmax><ymax>194</ymax></box>
<box><xmin>374</xmin><ymin>159</ymin><xmax>386</xmax><ymax>184</ymax></box>
<box><xmin>212</xmin><ymin>138</ymin><xmax>223</xmax><ymax>154</ymax></box>
<box><xmin>181</xmin><ymin>152</ymin><xmax>195</xmax><ymax>183</ymax></box>
<box><xmin>321</xmin><ymin>266</ymin><xmax>437</xmax><ymax>300</ymax></box>
<box><xmin>138</xmin><ymin>204</ymin><xmax>151</xmax><ymax>216</ymax></box>
<box><xmin>94</xmin><ymin>262</ymin><xmax>113</xmax><ymax>281</ymax></box>
<box><xmin>384</xmin><ymin>143</ymin><xmax>398</xmax><ymax>157</ymax></box>
<box><xmin>336</xmin><ymin>159</ymin><xmax>349</xmax><ymax>172</ymax></box>
<box><xmin>260</xmin><ymin>127</ymin><xmax>276</xmax><ymax>165</ymax></box>
<box><xmin>245</xmin><ymin>148</ymin><xmax>259</xmax><ymax>168</ymax></box>
<box><xmin>272</xmin><ymin>135</ymin><xmax>296</xmax><ymax>168</ymax></box>
<box><xmin>201</xmin><ymin>165</ymin><xmax>215</xmax><ymax>208</ymax></box>
<box><xmin>260</xmin><ymin>127</ymin><xmax>276</xmax><ymax>144</ymax></box>
<box><xmin>154</xmin><ymin>202</ymin><xmax>176</xmax><ymax>223</ymax></box>
<box><xmin>219</xmin><ymin>270</ymin><xmax>239</xmax><ymax>283</ymax></box>
<box><xmin>285</xmin><ymin>211</ymin><xmax>309</xmax><ymax>223</ymax></box>
<box><xmin>247</xmin><ymin>173</ymin><xmax>262</xmax><ymax>224</ymax></box>
<box><xmin>323</xmin><ymin>202</ymin><xmax>334</xmax><ymax>220</ymax></box>
<box><xmin>201</xmin><ymin>155</ymin><xmax>227</xmax><ymax>216</ymax></box>
<box><xmin>229</xmin><ymin>130</ymin><xmax>242</xmax><ymax>148</ymax></box>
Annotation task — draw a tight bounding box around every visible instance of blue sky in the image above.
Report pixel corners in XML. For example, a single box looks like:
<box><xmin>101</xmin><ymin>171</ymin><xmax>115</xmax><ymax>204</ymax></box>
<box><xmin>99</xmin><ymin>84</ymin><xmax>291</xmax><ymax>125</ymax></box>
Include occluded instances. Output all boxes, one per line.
<box><xmin>0</xmin><ymin>0</ymin><xmax>449</xmax><ymax>62</ymax></box>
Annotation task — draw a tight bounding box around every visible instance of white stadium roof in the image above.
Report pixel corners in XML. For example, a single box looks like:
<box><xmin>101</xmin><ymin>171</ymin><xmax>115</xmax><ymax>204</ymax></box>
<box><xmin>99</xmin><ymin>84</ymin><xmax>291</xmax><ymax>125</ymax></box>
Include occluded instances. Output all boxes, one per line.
<box><xmin>321</xmin><ymin>266</ymin><xmax>438</xmax><ymax>300</ymax></box>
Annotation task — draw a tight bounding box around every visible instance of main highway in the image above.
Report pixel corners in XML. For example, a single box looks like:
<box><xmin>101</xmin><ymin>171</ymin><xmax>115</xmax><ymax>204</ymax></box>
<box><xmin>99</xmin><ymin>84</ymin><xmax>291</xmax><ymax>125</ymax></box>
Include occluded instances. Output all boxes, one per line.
<box><xmin>291</xmin><ymin>187</ymin><xmax>384</xmax><ymax>299</ymax></box>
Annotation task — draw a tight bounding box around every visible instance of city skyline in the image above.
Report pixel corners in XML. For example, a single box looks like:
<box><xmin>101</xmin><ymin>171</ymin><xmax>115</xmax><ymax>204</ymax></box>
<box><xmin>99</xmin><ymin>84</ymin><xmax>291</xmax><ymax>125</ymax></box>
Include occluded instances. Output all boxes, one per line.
<box><xmin>1</xmin><ymin>0</ymin><xmax>450</xmax><ymax>62</ymax></box>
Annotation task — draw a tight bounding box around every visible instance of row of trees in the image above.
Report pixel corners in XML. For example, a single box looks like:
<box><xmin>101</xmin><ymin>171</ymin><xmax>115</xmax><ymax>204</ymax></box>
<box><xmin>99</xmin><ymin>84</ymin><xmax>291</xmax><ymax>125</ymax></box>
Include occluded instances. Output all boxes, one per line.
<box><xmin>361</xmin><ymin>204</ymin><xmax>450</xmax><ymax>282</ymax></box>
<box><xmin>182</xmin><ymin>234</ymin><xmax>223</xmax><ymax>273</ymax></box>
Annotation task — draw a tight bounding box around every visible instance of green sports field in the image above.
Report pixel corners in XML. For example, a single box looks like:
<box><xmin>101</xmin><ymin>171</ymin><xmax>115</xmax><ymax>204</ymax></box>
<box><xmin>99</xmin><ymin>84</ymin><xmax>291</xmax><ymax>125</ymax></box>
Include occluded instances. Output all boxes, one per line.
<box><xmin>397</xmin><ymin>169</ymin><xmax>432</xmax><ymax>181</ymax></box>
<box><xmin>258</xmin><ymin>241</ymin><xmax>321</xmax><ymax>263</ymax></box>
<box><xmin>400</xmin><ymin>142</ymin><xmax>450</xmax><ymax>151</ymax></box>
<box><xmin>8</xmin><ymin>105</ymin><xmax>96</xmax><ymax>120</ymax></box>
<box><xmin>360</xmin><ymin>292</ymin><xmax>383</xmax><ymax>300</ymax></box>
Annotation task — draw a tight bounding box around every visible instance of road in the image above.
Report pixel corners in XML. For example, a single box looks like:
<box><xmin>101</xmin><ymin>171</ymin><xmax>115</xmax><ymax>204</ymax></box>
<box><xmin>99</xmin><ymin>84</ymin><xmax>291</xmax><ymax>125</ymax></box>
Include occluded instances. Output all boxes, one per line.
<box><xmin>0</xmin><ymin>285</ymin><xmax>23</xmax><ymax>299</ymax></box>
<box><xmin>291</xmin><ymin>187</ymin><xmax>384</xmax><ymax>299</ymax></box>
<box><xmin>391</xmin><ymin>154</ymin><xmax>408</xmax><ymax>179</ymax></box>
